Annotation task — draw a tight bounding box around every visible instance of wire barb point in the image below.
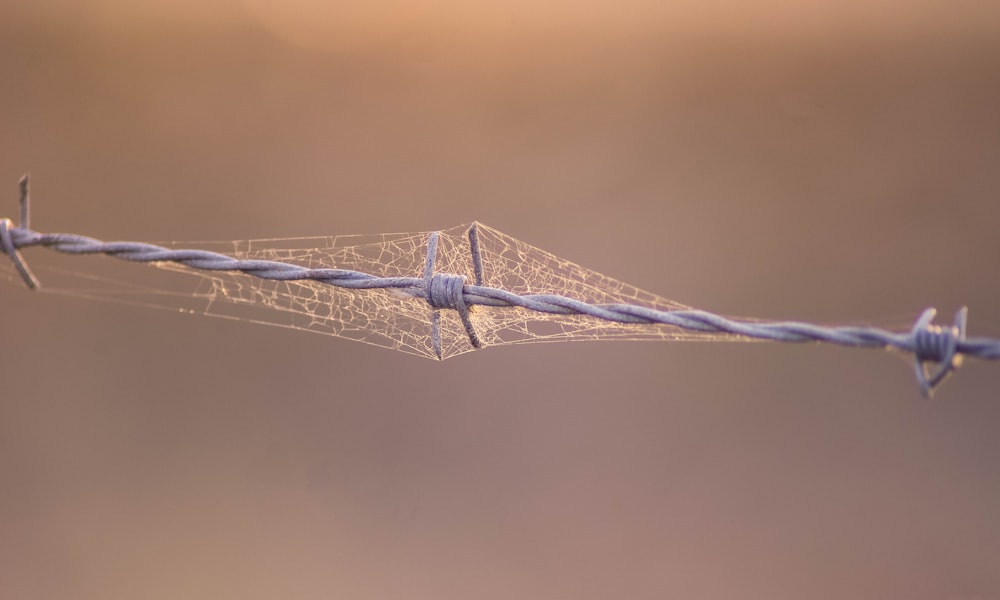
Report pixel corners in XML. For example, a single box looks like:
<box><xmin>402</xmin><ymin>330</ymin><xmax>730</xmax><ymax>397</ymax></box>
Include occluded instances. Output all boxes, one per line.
<box><xmin>423</xmin><ymin>231</ymin><xmax>482</xmax><ymax>357</ymax></box>
<box><xmin>1</xmin><ymin>175</ymin><xmax>41</xmax><ymax>290</ymax></box>
<box><xmin>19</xmin><ymin>173</ymin><xmax>30</xmax><ymax>230</ymax></box>
<box><xmin>910</xmin><ymin>307</ymin><xmax>967</xmax><ymax>397</ymax></box>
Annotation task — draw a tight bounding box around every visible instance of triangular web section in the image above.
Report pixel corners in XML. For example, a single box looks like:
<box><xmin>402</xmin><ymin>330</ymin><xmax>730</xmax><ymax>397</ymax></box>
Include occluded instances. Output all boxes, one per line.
<box><xmin>430</xmin><ymin>222</ymin><xmax>734</xmax><ymax>359</ymax></box>
<box><xmin>153</xmin><ymin>231</ymin><xmax>444</xmax><ymax>359</ymax></box>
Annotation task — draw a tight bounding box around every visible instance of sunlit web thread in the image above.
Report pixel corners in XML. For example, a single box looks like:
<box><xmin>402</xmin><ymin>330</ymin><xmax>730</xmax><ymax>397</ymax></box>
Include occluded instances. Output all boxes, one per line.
<box><xmin>2</xmin><ymin>176</ymin><xmax>997</xmax><ymax>397</ymax></box>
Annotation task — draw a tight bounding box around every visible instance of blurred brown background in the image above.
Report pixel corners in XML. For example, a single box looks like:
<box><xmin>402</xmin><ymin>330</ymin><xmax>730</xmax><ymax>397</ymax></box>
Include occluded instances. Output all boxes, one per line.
<box><xmin>2</xmin><ymin>1</ymin><xmax>1000</xmax><ymax>599</ymax></box>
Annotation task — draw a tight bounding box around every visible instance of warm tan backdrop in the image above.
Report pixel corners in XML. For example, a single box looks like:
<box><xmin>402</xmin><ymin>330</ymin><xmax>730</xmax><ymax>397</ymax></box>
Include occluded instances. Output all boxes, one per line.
<box><xmin>2</xmin><ymin>2</ymin><xmax>999</xmax><ymax>599</ymax></box>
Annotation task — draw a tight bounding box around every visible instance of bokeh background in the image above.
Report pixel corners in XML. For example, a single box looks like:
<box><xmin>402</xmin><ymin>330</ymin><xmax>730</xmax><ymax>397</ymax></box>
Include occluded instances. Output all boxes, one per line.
<box><xmin>2</xmin><ymin>1</ymin><xmax>1000</xmax><ymax>598</ymax></box>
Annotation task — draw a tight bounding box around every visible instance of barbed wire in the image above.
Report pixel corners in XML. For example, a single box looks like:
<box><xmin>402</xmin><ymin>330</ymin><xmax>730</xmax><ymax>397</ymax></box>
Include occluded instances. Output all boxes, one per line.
<box><xmin>2</xmin><ymin>175</ymin><xmax>996</xmax><ymax>396</ymax></box>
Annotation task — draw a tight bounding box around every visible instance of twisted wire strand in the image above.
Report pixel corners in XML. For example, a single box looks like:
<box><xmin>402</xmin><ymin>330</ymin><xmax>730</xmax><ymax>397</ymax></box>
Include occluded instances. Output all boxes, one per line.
<box><xmin>2</xmin><ymin>179</ymin><xmax>996</xmax><ymax>396</ymax></box>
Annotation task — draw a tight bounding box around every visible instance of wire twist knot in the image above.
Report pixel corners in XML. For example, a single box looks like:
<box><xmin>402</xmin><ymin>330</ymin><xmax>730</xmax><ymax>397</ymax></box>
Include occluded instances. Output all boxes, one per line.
<box><xmin>428</xmin><ymin>273</ymin><xmax>469</xmax><ymax>311</ymax></box>
<box><xmin>910</xmin><ymin>307</ymin><xmax>967</xmax><ymax>397</ymax></box>
<box><xmin>423</xmin><ymin>232</ymin><xmax>482</xmax><ymax>358</ymax></box>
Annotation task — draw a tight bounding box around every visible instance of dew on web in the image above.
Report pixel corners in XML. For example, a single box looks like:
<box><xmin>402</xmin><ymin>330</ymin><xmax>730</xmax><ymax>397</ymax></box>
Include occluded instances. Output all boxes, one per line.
<box><xmin>1</xmin><ymin>223</ymin><xmax>748</xmax><ymax>360</ymax></box>
<box><xmin>4</xmin><ymin>171</ymin><xmax>987</xmax><ymax>396</ymax></box>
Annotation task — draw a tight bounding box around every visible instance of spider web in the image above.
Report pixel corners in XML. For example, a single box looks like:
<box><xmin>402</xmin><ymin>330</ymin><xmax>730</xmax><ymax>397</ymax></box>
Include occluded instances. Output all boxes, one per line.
<box><xmin>3</xmin><ymin>222</ymin><xmax>750</xmax><ymax>359</ymax></box>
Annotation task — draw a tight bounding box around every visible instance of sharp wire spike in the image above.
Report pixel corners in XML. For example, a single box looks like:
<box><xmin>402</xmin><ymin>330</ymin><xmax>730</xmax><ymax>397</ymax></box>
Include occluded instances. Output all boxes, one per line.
<box><xmin>19</xmin><ymin>173</ymin><xmax>30</xmax><ymax>230</ymax></box>
<box><xmin>911</xmin><ymin>307</ymin><xmax>967</xmax><ymax>397</ymax></box>
<box><xmin>468</xmin><ymin>222</ymin><xmax>484</xmax><ymax>287</ymax></box>
<box><xmin>1</xmin><ymin>175</ymin><xmax>40</xmax><ymax>289</ymax></box>
<box><xmin>0</xmin><ymin>218</ymin><xmax>40</xmax><ymax>289</ymax></box>
<box><xmin>424</xmin><ymin>231</ymin><xmax>444</xmax><ymax>359</ymax></box>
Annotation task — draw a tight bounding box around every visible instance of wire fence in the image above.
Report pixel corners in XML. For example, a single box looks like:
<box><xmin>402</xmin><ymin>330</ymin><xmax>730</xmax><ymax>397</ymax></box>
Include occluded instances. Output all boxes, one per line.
<box><xmin>3</xmin><ymin>176</ymin><xmax>997</xmax><ymax>396</ymax></box>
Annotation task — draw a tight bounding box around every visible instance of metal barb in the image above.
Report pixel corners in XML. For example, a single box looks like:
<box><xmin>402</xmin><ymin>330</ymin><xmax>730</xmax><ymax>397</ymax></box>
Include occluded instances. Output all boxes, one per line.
<box><xmin>1</xmin><ymin>175</ymin><xmax>41</xmax><ymax>289</ymax></box>
<box><xmin>424</xmin><ymin>231</ymin><xmax>445</xmax><ymax>359</ymax></box>
<box><xmin>0</xmin><ymin>218</ymin><xmax>39</xmax><ymax>289</ymax></box>
<box><xmin>910</xmin><ymin>307</ymin><xmax>967</xmax><ymax>398</ymax></box>
<box><xmin>422</xmin><ymin>231</ymin><xmax>482</xmax><ymax>358</ymax></box>
<box><xmin>19</xmin><ymin>174</ymin><xmax>30</xmax><ymax>230</ymax></box>
<box><xmin>468</xmin><ymin>222</ymin><xmax>484</xmax><ymax>287</ymax></box>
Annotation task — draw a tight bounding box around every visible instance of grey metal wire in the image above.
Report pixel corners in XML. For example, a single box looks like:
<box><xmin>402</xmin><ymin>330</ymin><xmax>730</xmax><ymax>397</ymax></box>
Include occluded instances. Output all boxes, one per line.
<box><xmin>2</xmin><ymin>176</ymin><xmax>996</xmax><ymax>396</ymax></box>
